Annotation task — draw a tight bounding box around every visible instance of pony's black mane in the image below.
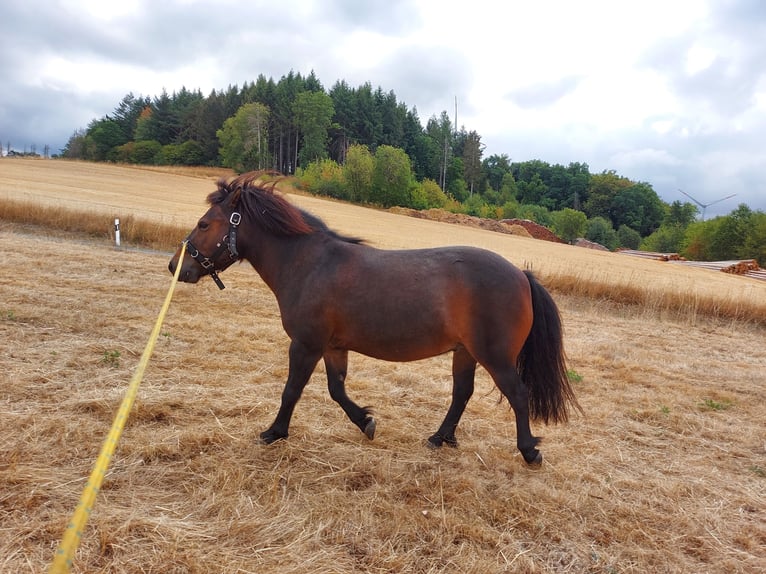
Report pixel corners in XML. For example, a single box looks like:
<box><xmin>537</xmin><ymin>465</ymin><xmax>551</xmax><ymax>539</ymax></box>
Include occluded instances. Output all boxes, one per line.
<box><xmin>208</xmin><ymin>172</ymin><xmax>363</xmax><ymax>244</ymax></box>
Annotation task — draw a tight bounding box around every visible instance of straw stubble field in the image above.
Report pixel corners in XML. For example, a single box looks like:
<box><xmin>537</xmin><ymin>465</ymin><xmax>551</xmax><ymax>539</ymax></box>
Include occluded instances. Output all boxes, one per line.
<box><xmin>1</xmin><ymin>160</ymin><xmax>764</xmax><ymax>573</ymax></box>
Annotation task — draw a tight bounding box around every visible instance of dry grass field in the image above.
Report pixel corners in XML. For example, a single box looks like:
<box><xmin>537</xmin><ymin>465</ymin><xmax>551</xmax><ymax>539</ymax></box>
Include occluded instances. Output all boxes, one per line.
<box><xmin>1</xmin><ymin>159</ymin><xmax>765</xmax><ymax>573</ymax></box>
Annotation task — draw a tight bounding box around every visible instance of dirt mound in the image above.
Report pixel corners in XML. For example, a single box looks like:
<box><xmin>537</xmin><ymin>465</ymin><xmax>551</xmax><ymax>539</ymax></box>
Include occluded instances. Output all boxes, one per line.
<box><xmin>573</xmin><ymin>237</ymin><xmax>610</xmax><ymax>251</ymax></box>
<box><xmin>388</xmin><ymin>208</ymin><xmax>559</xmax><ymax>242</ymax></box>
<box><xmin>504</xmin><ymin>224</ymin><xmax>533</xmax><ymax>238</ymax></box>
<box><xmin>499</xmin><ymin>219</ymin><xmax>565</xmax><ymax>243</ymax></box>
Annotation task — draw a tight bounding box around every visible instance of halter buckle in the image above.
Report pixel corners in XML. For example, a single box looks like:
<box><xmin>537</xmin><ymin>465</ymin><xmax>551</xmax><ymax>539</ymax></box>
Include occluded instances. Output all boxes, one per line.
<box><xmin>230</xmin><ymin>212</ymin><xmax>242</xmax><ymax>226</ymax></box>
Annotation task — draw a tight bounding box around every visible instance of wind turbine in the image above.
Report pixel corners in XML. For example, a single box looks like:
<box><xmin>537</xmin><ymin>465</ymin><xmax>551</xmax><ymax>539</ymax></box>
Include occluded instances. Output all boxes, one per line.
<box><xmin>678</xmin><ymin>189</ymin><xmax>737</xmax><ymax>220</ymax></box>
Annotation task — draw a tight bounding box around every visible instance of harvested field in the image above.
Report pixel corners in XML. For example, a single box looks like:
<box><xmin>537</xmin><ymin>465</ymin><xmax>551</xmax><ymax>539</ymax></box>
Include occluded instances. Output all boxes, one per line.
<box><xmin>1</xmin><ymin>159</ymin><xmax>765</xmax><ymax>573</ymax></box>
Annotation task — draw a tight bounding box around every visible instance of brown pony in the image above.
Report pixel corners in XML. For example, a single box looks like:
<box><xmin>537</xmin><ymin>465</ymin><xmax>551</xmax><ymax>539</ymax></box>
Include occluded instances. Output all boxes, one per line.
<box><xmin>169</xmin><ymin>172</ymin><xmax>579</xmax><ymax>465</ymax></box>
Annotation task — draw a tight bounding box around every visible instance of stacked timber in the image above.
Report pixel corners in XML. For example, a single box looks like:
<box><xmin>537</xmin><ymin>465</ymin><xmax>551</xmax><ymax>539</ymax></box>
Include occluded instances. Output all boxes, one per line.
<box><xmin>619</xmin><ymin>251</ymin><xmax>765</xmax><ymax>281</ymax></box>
<box><xmin>674</xmin><ymin>259</ymin><xmax>762</xmax><ymax>276</ymax></box>
<box><xmin>618</xmin><ymin>250</ymin><xmax>686</xmax><ymax>261</ymax></box>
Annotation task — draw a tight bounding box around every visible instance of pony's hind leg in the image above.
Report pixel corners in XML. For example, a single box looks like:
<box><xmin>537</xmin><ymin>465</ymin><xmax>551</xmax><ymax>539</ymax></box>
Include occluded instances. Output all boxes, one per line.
<box><xmin>489</xmin><ymin>365</ymin><xmax>542</xmax><ymax>466</ymax></box>
<box><xmin>324</xmin><ymin>349</ymin><xmax>376</xmax><ymax>439</ymax></box>
<box><xmin>428</xmin><ymin>346</ymin><xmax>477</xmax><ymax>448</ymax></box>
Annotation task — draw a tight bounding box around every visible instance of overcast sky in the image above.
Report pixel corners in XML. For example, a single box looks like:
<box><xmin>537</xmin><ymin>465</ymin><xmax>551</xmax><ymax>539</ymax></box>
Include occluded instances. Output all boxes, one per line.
<box><xmin>1</xmin><ymin>0</ymin><xmax>764</xmax><ymax>217</ymax></box>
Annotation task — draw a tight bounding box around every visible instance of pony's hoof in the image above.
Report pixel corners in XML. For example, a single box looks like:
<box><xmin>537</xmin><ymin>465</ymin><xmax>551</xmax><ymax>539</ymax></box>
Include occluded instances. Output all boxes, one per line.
<box><xmin>427</xmin><ymin>435</ymin><xmax>442</xmax><ymax>448</ymax></box>
<box><xmin>427</xmin><ymin>433</ymin><xmax>457</xmax><ymax>448</ymax></box>
<box><xmin>363</xmin><ymin>417</ymin><xmax>376</xmax><ymax>440</ymax></box>
<box><xmin>525</xmin><ymin>451</ymin><xmax>543</xmax><ymax>468</ymax></box>
<box><xmin>259</xmin><ymin>429</ymin><xmax>287</xmax><ymax>445</ymax></box>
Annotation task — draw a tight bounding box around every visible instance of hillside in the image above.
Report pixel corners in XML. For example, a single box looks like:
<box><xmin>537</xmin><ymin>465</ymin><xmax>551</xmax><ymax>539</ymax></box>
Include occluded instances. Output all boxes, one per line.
<box><xmin>1</xmin><ymin>159</ymin><xmax>764</xmax><ymax>573</ymax></box>
<box><xmin>2</xmin><ymin>158</ymin><xmax>764</xmax><ymax>317</ymax></box>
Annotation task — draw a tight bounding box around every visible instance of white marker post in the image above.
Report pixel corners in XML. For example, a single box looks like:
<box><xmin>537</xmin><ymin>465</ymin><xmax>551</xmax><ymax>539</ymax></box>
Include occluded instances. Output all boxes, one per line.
<box><xmin>114</xmin><ymin>218</ymin><xmax>121</xmax><ymax>247</ymax></box>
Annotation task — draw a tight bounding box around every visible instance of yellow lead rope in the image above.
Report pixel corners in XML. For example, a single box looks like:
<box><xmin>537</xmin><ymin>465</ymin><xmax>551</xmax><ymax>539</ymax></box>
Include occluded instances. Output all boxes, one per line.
<box><xmin>49</xmin><ymin>242</ymin><xmax>186</xmax><ymax>574</ymax></box>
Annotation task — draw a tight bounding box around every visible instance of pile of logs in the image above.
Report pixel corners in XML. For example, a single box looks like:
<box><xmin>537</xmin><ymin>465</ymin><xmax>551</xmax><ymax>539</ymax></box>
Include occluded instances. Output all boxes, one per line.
<box><xmin>618</xmin><ymin>250</ymin><xmax>686</xmax><ymax>261</ymax></box>
<box><xmin>676</xmin><ymin>259</ymin><xmax>764</xmax><ymax>278</ymax></box>
<box><xmin>619</xmin><ymin>250</ymin><xmax>765</xmax><ymax>280</ymax></box>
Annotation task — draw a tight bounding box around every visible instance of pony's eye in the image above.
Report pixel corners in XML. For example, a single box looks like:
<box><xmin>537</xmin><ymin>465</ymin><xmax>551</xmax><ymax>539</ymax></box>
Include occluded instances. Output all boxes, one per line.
<box><xmin>198</xmin><ymin>220</ymin><xmax>209</xmax><ymax>231</ymax></box>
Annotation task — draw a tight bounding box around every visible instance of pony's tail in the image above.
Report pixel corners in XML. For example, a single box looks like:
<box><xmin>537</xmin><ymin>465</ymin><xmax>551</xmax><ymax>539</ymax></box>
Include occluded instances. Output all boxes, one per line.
<box><xmin>517</xmin><ymin>271</ymin><xmax>581</xmax><ymax>424</ymax></box>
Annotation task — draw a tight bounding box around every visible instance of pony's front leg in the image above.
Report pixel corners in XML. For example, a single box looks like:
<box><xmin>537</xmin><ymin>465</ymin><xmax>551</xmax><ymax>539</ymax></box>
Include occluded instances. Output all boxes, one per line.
<box><xmin>260</xmin><ymin>340</ymin><xmax>322</xmax><ymax>444</ymax></box>
<box><xmin>428</xmin><ymin>346</ymin><xmax>476</xmax><ymax>448</ymax></box>
<box><xmin>324</xmin><ymin>349</ymin><xmax>376</xmax><ymax>439</ymax></box>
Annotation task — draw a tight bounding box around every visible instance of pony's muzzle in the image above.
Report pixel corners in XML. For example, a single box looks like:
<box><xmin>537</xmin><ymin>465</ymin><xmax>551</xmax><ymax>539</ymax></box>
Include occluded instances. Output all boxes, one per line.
<box><xmin>168</xmin><ymin>256</ymin><xmax>200</xmax><ymax>283</ymax></box>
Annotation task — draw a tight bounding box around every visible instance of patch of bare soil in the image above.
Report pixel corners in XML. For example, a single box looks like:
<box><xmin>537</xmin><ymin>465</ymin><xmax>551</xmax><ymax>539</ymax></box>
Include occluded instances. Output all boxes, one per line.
<box><xmin>389</xmin><ymin>208</ymin><xmax>553</xmax><ymax>241</ymax></box>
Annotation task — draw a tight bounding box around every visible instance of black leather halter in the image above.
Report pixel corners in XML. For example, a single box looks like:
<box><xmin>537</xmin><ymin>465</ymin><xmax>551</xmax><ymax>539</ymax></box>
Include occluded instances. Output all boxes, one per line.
<box><xmin>184</xmin><ymin>211</ymin><xmax>241</xmax><ymax>290</ymax></box>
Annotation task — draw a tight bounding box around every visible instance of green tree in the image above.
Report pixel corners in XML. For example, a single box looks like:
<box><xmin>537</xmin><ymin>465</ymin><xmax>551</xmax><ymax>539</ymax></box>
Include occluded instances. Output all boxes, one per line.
<box><xmin>130</xmin><ymin>140</ymin><xmax>162</xmax><ymax>164</ymax></box>
<box><xmin>112</xmin><ymin>93</ymin><xmax>148</xmax><ymax>142</ymax></box>
<box><xmin>293</xmin><ymin>90</ymin><xmax>334</xmax><ymax>168</ymax></box>
<box><xmin>516</xmin><ymin>173</ymin><xmax>547</xmax><ymax>205</ymax></box>
<box><xmin>299</xmin><ymin>159</ymin><xmax>347</xmax><ymax>199</ymax></box>
<box><xmin>343</xmin><ymin>144</ymin><xmax>374</xmax><ymax>202</ymax></box>
<box><xmin>328</xmin><ymin>79</ymin><xmax>355</xmax><ymax>163</ymax></box>
<box><xmin>157</xmin><ymin>140</ymin><xmax>204</xmax><ymax>166</ymax></box>
<box><xmin>354</xmin><ymin>82</ymin><xmax>383</xmax><ymax>147</ymax></box>
<box><xmin>483</xmin><ymin>153</ymin><xmax>512</xmax><ymax>193</ymax></box>
<box><xmin>401</xmin><ymin>107</ymin><xmax>430</xmax><ymax>180</ymax></box>
<box><xmin>585</xmin><ymin>216</ymin><xmax>618</xmax><ymax>250</ymax></box>
<box><xmin>517</xmin><ymin>204</ymin><xmax>552</xmax><ymax>227</ymax></box>
<box><xmin>665</xmin><ymin>200</ymin><xmax>698</xmax><ymax>227</ymax></box>
<box><xmin>640</xmin><ymin>224</ymin><xmax>687</xmax><ymax>253</ymax></box>
<box><xmin>377</xmin><ymin>88</ymin><xmax>405</xmax><ymax>147</ymax></box>
<box><xmin>567</xmin><ymin>162</ymin><xmax>591</xmax><ymax>211</ymax></box>
<box><xmin>446</xmin><ymin>157</ymin><xmax>467</xmax><ymax>201</ymax></box>
<box><xmin>371</xmin><ymin>145</ymin><xmax>413</xmax><ymax>207</ymax></box>
<box><xmin>584</xmin><ymin>170</ymin><xmax>632</xmax><ymax>220</ymax></box>
<box><xmin>217</xmin><ymin>102</ymin><xmax>271</xmax><ymax>172</ymax></box>
<box><xmin>681</xmin><ymin>219</ymin><xmax>718</xmax><ymax>260</ymax></box>
<box><xmin>617</xmin><ymin>224</ymin><xmax>641</xmax><ymax>249</ymax></box>
<box><xmin>61</xmin><ymin>128</ymin><xmax>88</xmax><ymax>158</ymax></box>
<box><xmin>414</xmin><ymin>178</ymin><xmax>449</xmax><ymax>209</ymax></box>
<box><xmin>134</xmin><ymin>105</ymin><xmax>154</xmax><ymax>142</ymax></box>
<box><xmin>609</xmin><ymin>182</ymin><xmax>665</xmax><ymax>236</ymax></box>
<box><xmin>411</xmin><ymin>129</ymin><xmax>441</xmax><ymax>183</ymax></box>
<box><xmin>463</xmin><ymin>193</ymin><xmax>489</xmax><ymax>217</ymax></box>
<box><xmin>134</xmin><ymin>90</ymin><xmax>180</xmax><ymax>145</ymax></box>
<box><xmin>499</xmin><ymin>172</ymin><xmax>519</xmax><ymax>203</ymax></box>
<box><xmin>743</xmin><ymin>211</ymin><xmax>766</xmax><ymax>267</ymax></box>
<box><xmin>709</xmin><ymin>204</ymin><xmax>754</xmax><ymax>260</ymax></box>
<box><xmin>543</xmin><ymin>163</ymin><xmax>573</xmax><ymax>211</ymax></box>
<box><xmin>462</xmin><ymin>130</ymin><xmax>484</xmax><ymax>195</ymax></box>
<box><xmin>426</xmin><ymin>111</ymin><xmax>453</xmax><ymax>190</ymax></box>
<box><xmin>551</xmin><ymin>208</ymin><xmax>587</xmax><ymax>243</ymax></box>
<box><xmin>183</xmin><ymin>89</ymin><xmax>231</xmax><ymax>165</ymax></box>
<box><xmin>86</xmin><ymin>118</ymin><xmax>125</xmax><ymax>161</ymax></box>
<box><xmin>177</xmin><ymin>140</ymin><xmax>204</xmax><ymax>165</ymax></box>
<box><xmin>272</xmin><ymin>71</ymin><xmax>306</xmax><ymax>174</ymax></box>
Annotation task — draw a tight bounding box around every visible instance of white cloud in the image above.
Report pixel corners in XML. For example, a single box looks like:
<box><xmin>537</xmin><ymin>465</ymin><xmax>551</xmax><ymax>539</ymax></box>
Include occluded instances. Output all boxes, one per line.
<box><xmin>0</xmin><ymin>0</ymin><xmax>764</xmax><ymax>216</ymax></box>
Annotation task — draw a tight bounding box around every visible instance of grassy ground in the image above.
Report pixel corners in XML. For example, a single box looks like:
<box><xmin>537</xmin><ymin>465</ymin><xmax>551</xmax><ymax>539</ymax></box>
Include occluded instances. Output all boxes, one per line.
<box><xmin>1</xmin><ymin>159</ymin><xmax>764</xmax><ymax>572</ymax></box>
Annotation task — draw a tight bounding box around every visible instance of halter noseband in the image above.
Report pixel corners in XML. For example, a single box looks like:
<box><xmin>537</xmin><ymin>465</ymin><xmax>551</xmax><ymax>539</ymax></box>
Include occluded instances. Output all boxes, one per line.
<box><xmin>184</xmin><ymin>211</ymin><xmax>242</xmax><ymax>290</ymax></box>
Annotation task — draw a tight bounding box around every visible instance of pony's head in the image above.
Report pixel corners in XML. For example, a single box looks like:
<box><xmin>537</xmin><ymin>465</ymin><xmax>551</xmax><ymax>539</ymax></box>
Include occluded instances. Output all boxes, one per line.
<box><xmin>168</xmin><ymin>171</ymin><xmax>363</xmax><ymax>289</ymax></box>
<box><xmin>168</xmin><ymin>171</ymin><xmax>313</xmax><ymax>289</ymax></box>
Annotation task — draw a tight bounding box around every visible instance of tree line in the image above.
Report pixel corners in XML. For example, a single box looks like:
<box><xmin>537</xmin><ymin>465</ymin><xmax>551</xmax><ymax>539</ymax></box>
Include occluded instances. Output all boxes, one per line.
<box><xmin>59</xmin><ymin>70</ymin><xmax>765</xmax><ymax>266</ymax></box>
